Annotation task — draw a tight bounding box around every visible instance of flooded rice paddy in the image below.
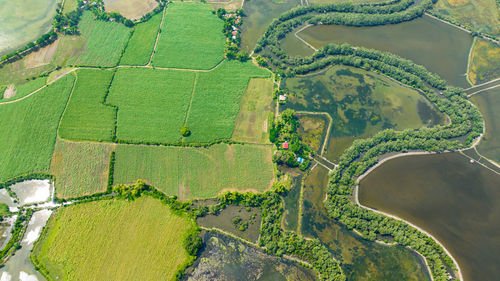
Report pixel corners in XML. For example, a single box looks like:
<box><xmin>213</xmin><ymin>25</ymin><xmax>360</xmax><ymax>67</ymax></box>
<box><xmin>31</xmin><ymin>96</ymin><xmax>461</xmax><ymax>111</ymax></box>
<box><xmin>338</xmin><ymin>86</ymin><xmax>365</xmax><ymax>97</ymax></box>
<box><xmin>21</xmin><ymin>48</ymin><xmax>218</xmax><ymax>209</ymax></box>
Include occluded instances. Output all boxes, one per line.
<box><xmin>183</xmin><ymin>231</ymin><xmax>317</xmax><ymax>281</ymax></box>
<box><xmin>359</xmin><ymin>153</ymin><xmax>500</xmax><ymax>281</ymax></box>
<box><xmin>284</xmin><ymin>15</ymin><xmax>473</xmax><ymax>87</ymax></box>
<box><xmin>0</xmin><ymin>210</ymin><xmax>52</xmax><ymax>281</ymax></box>
<box><xmin>0</xmin><ymin>0</ymin><xmax>59</xmax><ymax>56</ymax></box>
<box><xmin>10</xmin><ymin>180</ymin><xmax>53</xmax><ymax>206</ymax></box>
<box><xmin>302</xmin><ymin>166</ymin><xmax>431</xmax><ymax>280</ymax></box>
<box><xmin>283</xmin><ymin>65</ymin><xmax>444</xmax><ymax>160</ymax></box>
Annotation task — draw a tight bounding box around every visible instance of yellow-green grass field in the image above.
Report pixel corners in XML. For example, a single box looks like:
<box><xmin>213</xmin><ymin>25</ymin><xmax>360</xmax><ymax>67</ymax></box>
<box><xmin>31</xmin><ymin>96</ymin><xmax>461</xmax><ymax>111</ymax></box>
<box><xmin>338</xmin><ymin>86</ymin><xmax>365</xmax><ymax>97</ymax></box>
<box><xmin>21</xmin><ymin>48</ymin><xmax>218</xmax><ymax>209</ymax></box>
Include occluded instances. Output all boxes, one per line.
<box><xmin>50</xmin><ymin>140</ymin><xmax>114</xmax><ymax>198</ymax></box>
<box><xmin>114</xmin><ymin>143</ymin><xmax>275</xmax><ymax>199</ymax></box>
<box><xmin>0</xmin><ymin>75</ymin><xmax>75</xmax><ymax>181</ymax></box>
<box><xmin>186</xmin><ymin>60</ymin><xmax>270</xmax><ymax>142</ymax></box>
<box><xmin>62</xmin><ymin>0</ymin><xmax>79</xmax><ymax>14</ymax></box>
<box><xmin>65</xmin><ymin>12</ymin><xmax>131</xmax><ymax>67</ymax></box>
<box><xmin>59</xmin><ymin>69</ymin><xmax>116</xmax><ymax>142</ymax></box>
<box><xmin>469</xmin><ymin>39</ymin><xmax>500</xmax><ymax>85</ymax></box>
<box><xmin>107</xmin><ymin>68</ymin><xmax>195</xmax><ymax>143</ymax></box>
<box><xmin>232</xmin><ymin>77</ymin><xmax>274</xmax><ymax>143</ymax></box>
<box><xmin>152</xmin><ymin>2</ymin><xmax>225</xmax><ymax>69</ymax></box>
<box><xmin>32</xmin><ymin>197</ymin><xmax>195</xmax><ymax>281</ymax></box>
<box><xmin>0</xmin><ymin>77</ymin><xmax>45</xmax><ymax>102</ymax></box>
<box><xmin>433</xmin><ymin>0</ymin><xmax>500</xmax><ymax>37</ymax></box>
<box><xmin>104</xmin><ymin>0</ymin><xmax>159</xmax><ymax>20</ymax></box>
<box><xmin>120</xmin><ymin>11</ymin><xmax>163</xmax><ymax>66</ymax></box>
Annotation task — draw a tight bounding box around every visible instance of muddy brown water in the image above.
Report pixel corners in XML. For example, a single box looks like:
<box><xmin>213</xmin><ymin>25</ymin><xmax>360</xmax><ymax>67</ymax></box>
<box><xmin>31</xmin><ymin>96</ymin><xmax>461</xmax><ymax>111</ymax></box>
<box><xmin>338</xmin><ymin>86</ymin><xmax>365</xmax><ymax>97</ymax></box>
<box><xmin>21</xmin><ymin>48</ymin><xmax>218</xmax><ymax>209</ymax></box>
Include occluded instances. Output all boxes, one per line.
<box><xmin>283</xmin><ymin>14</ymin><xmax>473</xmax><ymax>88</ymax></box>
<box><xmin>302</xmin><ymin>166</ymin><xmax>431</xmax><ymax>280</ymax></box>
<box><xmin>359</xmin><ymin>152</ymin><xmax>500</xmax><ymax>281</ymax></box>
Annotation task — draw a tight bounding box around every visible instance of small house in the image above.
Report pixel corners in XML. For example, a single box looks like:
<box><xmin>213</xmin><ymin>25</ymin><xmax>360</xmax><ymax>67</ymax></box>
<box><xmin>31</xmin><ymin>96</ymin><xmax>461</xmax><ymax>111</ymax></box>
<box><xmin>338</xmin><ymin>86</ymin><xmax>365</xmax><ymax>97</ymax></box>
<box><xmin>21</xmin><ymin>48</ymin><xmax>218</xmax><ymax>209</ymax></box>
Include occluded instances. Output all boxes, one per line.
<box><xmin>279</xmin><ymin>94</ymin><xmax>286</xmax><ymax>102</ymax></box>
<box><xmin>297</xmin><ymin>157</ymin><xmax>304</xmax><ymax>164</ymax></box>
<box><xmin>232</xmin><ymin>31</ymin><xmax>238</xmax><ymax>36</ymax></box>
<box><xmin>282</xmin><ymin>142</ymin><xmax>289</xmax><ymax>149</ymax></box>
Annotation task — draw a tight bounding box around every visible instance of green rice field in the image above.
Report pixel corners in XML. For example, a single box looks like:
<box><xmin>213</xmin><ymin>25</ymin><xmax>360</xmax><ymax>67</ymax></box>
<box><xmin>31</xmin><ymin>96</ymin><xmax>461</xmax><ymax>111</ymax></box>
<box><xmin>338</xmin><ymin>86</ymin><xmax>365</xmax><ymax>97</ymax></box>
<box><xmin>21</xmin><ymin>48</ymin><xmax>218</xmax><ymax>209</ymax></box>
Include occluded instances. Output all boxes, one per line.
<box><xmin>120</xmin><ymin>11</ymin><xmax>163</xmax><ymax>66</ymax></box>
<box><xmin>113</xmin><ymin>143</ymin><xmax>274</xmax><ymax>199</ymax></box>
<box><xmin>50</xmin><ymin>140</ymin><xmax>114</xmax><ymax>198</ymax></box>
<box><xmin>65</xmin><ymin>12</ymin><xmax>131</xmax><ymax>67</ymax></box>
<box><xmin>152</xmin><ymin>2</ymin><xmax>225</xmax><ymax>69</ymax></box>
<box><xmin>186</xmin><ymin>60</ymin><xmax>270</xmax><ymax>142</ymax></box>
<box><xmin>0</xmin><ymin>75</ymin><xmax>75</xmax><ymax>181</ymax></box>
<box><xmin>58</xmin><ymin>69</ymin><xmax>116</xmax><ymax>142</ymax></box>
<box><xmin>32</xmin><ymin>197</ymin><xmax>195</xmax><ymax>281</ymax></box>
<box><xmin>108</xmin><ymin>68</ymin><xmax>195</xmax><ymax>143</ymax></box>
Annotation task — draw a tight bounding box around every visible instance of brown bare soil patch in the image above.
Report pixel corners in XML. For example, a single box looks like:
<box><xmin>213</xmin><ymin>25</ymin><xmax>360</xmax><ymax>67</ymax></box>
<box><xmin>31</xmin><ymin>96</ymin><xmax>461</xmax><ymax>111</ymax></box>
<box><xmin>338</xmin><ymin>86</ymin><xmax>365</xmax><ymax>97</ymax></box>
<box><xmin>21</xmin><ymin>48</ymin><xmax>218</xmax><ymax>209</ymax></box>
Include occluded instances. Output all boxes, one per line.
<box><xmin>24</xmin><ymin>38</ymin><xmax>60</xmax><ymax>69</ymax></box>
<box><xmin>447</xmin><ymin>0</ymin><xmax>470</xmax><ymax>6</ymax></box>
<box><xmin>3</xmin><ymin>84</ymin><xmax>16</xmax><ymax>99</ymax></box>
<box><xmin>104</xmin><ymin>0</ymin><xmax>159</xmax><ymax>20</ymax></box>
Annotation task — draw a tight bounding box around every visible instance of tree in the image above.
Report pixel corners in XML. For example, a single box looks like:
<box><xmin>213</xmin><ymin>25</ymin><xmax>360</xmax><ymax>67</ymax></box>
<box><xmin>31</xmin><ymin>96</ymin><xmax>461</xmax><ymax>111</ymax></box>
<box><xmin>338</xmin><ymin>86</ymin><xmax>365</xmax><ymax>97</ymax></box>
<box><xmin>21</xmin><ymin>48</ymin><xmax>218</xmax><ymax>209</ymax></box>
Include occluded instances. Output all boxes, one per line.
<box><xmin>181</xmin><ymin>126</ymin><xmax>191</xmax><ymax>137</ymax></box>
<box><xmin>183</xmin><ymin>229</ymin><xmax>203</xmax><ymax>256</ymax></box>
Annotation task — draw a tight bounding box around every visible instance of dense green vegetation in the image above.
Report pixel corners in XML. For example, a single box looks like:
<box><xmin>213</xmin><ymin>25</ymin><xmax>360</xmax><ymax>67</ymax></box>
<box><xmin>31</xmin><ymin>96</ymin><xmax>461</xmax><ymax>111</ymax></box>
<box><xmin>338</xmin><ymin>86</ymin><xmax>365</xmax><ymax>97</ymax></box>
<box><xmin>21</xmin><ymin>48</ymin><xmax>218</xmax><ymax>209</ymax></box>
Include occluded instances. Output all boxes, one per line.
<box><xmin>50</xmin><ymin>140</ymin><xmax>113</xmax><ymax>198</ymax></box>
<box><xmin>186</xmin><ymin>60</ymin><xmax>270</xmax><ymax>142</ymax></box>
<box><xmin>120</xmin><ymin>11</ymin><xmax>163</xmax><ymax>65</ymax></box>
<box><xmin>0</xmin><ymin>209</ymin><xmax>33</xmax><ymax>263</ymax></box>
<box><xmin>59</xmin><ymin>69</ymin><xmax>115</xmax><ymax>142</ymax></box>
<box><xmin>32</xmin><ymin>196</ymin><xmax>196</xmax><ymax>281</ymax></box>
<box><xmin>107</xmin><ymin>68</ymin><xmax>195</xmax><ymax>143</ymax></box>
<box><xmin>270</xmin><ymin>109</ymin><xmax>311</xmax><ymax>170</ymax></box>
<box><xmin>0</xmin><ymin>75</ymin><xmax>74</xmax><ymax>181</ymax></box>
<box><xmin>113</xmin><ymin>143</ymin><xmax>274</xmax><ymax>199</ymax></box>
<box><xmin>152</xmin><ymin>2</ymin><xmax>225</xmax><ymax>69</ymax></box>
<box><xmin>65</xmin><ymin>12</ymin><xmax>130</xmax><ymax>67</ymax></box>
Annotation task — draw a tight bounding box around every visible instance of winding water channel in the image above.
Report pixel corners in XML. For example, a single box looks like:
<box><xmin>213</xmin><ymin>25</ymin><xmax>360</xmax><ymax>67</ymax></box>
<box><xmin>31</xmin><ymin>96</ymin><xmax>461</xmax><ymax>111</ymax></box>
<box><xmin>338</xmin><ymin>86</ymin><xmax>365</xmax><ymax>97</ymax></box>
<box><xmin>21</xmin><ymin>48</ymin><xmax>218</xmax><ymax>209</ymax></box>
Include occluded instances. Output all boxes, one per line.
<box><xmin>283</xmin><ymin>14</ymin><xmax>473</xmax><ymax>88</ymax></box>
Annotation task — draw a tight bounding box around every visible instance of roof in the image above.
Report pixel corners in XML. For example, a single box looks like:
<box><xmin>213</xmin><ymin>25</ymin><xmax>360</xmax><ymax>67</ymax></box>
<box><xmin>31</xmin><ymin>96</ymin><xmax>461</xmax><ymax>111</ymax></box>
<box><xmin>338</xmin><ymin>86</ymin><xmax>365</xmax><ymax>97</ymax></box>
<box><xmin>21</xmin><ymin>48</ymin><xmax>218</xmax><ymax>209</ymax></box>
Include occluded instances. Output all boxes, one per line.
<box><xmin>232</xmin><ymin>31</ymin><xmax>238</xmax><ymax>36</ymax></box>
<box><xmin>282</xmin><ymin>142</ymin><xmax>288</xmax><ymax>149</ymax></box>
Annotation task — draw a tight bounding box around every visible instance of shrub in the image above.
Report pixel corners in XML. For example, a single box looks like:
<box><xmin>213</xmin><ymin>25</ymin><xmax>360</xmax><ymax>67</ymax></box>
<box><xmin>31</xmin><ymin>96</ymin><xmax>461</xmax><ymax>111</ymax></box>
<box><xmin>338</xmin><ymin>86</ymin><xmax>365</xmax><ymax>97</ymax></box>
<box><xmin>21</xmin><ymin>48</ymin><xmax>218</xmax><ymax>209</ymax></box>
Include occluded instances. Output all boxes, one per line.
<box><xmin>181</xmin><ymin>126</ymin><xmax>191</xmax><ymax>137</ymax></box>
<box><xmin>183</xmin><ymin>229</ymin><xmax>202</xmax><ymax>256</ymax></box>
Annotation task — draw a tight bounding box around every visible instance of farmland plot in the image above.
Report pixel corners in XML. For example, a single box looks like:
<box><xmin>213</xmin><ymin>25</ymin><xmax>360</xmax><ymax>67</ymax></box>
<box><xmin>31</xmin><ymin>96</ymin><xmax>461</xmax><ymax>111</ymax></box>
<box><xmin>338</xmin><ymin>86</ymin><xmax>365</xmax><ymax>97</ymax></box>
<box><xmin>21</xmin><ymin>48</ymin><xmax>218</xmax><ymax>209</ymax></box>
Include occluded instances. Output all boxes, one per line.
<box><xmin>58</xmin><ymin>69</ymin><xmax>116</xmax><ymax>142</ymax></box>
<box><xmin>32</xmin><ymin>197</ymin><xmax>195</xmax><ymax>281</ymax></box>
<box><xmin>0</xmin><ymin>75</ymin><xmax>75</xmax><ymax>181</ymax></box>
<box><xmin>107</xmin><ymin>68</ymin><xmax>195</xmax><ymax>143</ymax></box>
<box><xmin>114</xmin><ymin>143</ymin><xmax>275</xmax><ymax>199</ymax></box>
<box><xmin>152</xmin><ymin>2</ymin><xmax>225</xmax><ymax>70</ymax></box>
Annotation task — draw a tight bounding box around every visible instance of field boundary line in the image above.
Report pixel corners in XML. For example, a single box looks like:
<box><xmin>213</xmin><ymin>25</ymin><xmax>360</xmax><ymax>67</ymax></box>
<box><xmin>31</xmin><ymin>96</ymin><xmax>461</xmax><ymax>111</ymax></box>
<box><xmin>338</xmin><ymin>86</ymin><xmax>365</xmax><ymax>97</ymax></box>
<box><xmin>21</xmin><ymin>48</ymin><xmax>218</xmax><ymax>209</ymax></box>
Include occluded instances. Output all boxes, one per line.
<box><xmin>147</xmin><ymin>6</ymin><xmax>167</xmax><ymax>66</ymax></box>
<box><xmin>463</xmin><ymin>77</ymin><xmax>500</xmax><ymax>91</ymax></box>
<box><xmin>467</xmin><ymin>83</ymin><xmax>500</xmax><ymax>97</ymax></box>
<box><xmin>295</xmin><ymin>24</ymin><xmax>317</xmax><ymax>52</ymax></box>
<box><xmin>182</xmin><ymin>72</ymin><xmax>198</xmax><ymax>132</ymax></box>
<box><xmin>56</xmin><ymin>72</ymin><xmax>78</xmax><ymax>138</ymax></box>
<box><xmin>0</xmin><ymin>68</ymin><xmax>79</xmax><ymax>105</ymax></box>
